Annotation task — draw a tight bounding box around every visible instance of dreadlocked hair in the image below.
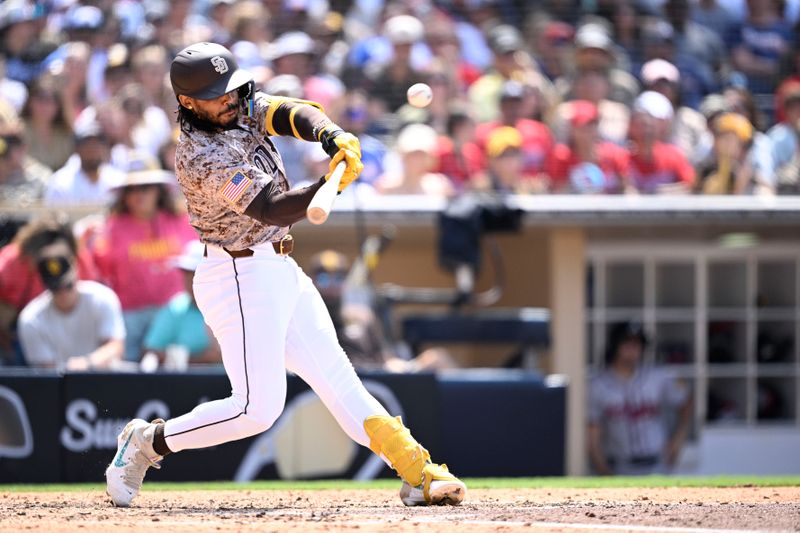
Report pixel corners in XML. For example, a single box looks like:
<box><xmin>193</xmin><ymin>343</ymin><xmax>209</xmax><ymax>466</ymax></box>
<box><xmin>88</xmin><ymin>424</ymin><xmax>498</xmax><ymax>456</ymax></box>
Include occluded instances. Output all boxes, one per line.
<box><xmin>176</xmin><ymin>82</ymin><xmax>255</xmax><ymax>133</ymax></box>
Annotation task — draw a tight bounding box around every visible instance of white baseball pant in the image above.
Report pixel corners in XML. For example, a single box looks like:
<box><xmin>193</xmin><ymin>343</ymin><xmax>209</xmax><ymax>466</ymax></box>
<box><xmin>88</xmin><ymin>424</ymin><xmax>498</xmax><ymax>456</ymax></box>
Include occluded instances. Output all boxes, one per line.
<box><xmin>163</xmin><ymin>241</ymin><xmax>389</xmax><ymax>452</ymax></box>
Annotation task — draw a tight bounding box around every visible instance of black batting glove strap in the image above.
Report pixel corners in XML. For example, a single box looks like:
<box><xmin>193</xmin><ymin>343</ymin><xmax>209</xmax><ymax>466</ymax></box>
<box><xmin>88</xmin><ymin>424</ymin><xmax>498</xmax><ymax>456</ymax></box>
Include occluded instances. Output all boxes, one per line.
<box><xmin>320</xmin><ymin>127</ymin><xmax>346</xmax><ymax>158</ymax></box>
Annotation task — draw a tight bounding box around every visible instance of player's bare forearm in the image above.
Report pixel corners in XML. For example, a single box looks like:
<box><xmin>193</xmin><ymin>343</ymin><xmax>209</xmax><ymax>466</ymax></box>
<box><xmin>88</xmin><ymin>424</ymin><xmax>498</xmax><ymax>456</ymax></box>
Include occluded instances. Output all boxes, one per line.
<box><xmin>587</xmin><ymin>423</ymin><xmax>612</xmax><ymax>475</ymax></box>
<box><xmin>244</xmin><ymin>177</ymin><xmax>326</xmax><ymax>226</ymax></box>
<box><xmin>71</xmin><ymin>338</ymin><xmax>124</xmax><ymax>370</ymax></box>
<box><xmin>670</xmin><ymin>397</ymin><xmax>694</xmax><ymax>448</ymax></box>
<box><xmin>194</xmin><ymin>328</ymin><xmax>222</xmax><ymax>365</ymax></box>
<box><xmin>89</xmin><ymin>338</ymin><xmax>124</xmax><ymax>368</ymax></box>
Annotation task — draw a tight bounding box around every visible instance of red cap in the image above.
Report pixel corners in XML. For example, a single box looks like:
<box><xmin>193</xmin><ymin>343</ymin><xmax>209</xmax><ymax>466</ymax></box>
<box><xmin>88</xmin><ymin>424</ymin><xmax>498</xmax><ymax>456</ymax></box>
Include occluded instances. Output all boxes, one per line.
<box><xmin>544</xmin><ymin>21</ymin><xmax>574</xmax><ymax>42</ymax></box>
<box><xmin>570</xmin><ymin>100</ymin><xmax>599</xmax><ymax>127</ymax></box>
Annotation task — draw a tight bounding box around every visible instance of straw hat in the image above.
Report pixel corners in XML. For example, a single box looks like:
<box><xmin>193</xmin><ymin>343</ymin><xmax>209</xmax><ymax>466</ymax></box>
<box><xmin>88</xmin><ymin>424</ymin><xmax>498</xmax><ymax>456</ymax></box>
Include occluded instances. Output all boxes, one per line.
<box><xmin>112</xmin><ymin>155</ymin><xmax>176</xmax><ymax>191</ymax></box>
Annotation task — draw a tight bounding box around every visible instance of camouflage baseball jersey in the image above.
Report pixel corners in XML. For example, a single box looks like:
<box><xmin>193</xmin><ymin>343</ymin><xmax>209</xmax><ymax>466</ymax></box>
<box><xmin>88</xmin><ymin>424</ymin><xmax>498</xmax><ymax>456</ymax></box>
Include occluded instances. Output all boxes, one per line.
<box><xmin>175</xmin><ymin>92</ymin><xmax>290</xmax><ymax>250</ymax></box>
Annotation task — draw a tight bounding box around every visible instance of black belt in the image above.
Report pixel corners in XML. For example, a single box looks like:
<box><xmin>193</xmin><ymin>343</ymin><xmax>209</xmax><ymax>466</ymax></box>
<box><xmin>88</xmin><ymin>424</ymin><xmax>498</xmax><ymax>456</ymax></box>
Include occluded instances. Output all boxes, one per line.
<box><xmin>203</xmin><ymin>235</ymin><xmax>294</xmax><ymax>258</ymax></box>
<box><xmin>608</xmin><ymin>455</ymin><xmax>660</xmax><ymax>468</ymax></box>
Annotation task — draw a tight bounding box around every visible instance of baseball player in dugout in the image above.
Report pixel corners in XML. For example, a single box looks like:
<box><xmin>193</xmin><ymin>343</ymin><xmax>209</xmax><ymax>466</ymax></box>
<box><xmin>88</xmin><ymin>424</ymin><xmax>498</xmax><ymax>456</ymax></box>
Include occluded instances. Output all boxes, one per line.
<box><xmin>104</xmin><ymin>42</ymin><xmax>466</xmax><ymax>508</ymax></box>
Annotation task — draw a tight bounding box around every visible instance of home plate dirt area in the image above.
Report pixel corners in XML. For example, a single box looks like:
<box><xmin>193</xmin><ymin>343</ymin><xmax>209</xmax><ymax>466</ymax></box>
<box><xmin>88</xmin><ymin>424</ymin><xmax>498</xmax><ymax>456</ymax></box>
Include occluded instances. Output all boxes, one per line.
<box><xmin>2</xmin><ymin>486</ymin><xmax>799</xmax><ymax>532</ymax></box>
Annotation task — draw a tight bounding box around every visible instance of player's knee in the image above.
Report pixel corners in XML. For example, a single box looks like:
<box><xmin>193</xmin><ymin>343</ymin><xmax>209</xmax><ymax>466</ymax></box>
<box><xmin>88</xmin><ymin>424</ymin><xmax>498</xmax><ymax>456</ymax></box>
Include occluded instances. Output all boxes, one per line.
<box><xmin>243</xmin><ymin>395</ymin><xmax>285</xmax><ymax>433</ymax></box>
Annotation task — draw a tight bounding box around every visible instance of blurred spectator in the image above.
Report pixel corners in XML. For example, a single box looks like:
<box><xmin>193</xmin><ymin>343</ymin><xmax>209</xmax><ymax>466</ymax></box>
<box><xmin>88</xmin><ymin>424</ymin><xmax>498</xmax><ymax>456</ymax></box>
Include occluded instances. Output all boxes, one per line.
<box><xmin>555</xmin><ymin>68</ymin><xmax>631</xmax><ymax>145</ymax></box>
<box><xmin>269</xmin><ymin>29</ymin><xmax>345</xmax><ymax>113</ymax></box>
<box><xmin>44</xmin><ymin>119</ymin><xmax>123</xmax><ymax>206</ymax></box>
<box><xmin>475</xmin><ymin>80</ymin><xmax>554</xmax><ymax>180</ymax></box>
<box><xmin>435</xmin><ymin>108</ymin><xmax>486</xmax><ymax>190</ymax></box>
<box><xmin>723</xmin><ymin>85</ymin><xmax>777</xmax><ymax>190</ymax></box>
<box><xmin>273</xmin><ymin>0</ymin><xmax>315</xmax><ymax>34</ymax></box>
<box><xmin>269</xmin><ymin>31</ymin><xmax>316</xmax><ymax>81</ymax></box>
<box><xmin>337</xmin><ymin>89</ymin><xmax>388</xmax><ymax>187</ymax></box>
<box><xmin>565</xmin><ymin>22</ymin><xmax>639</xmax><ymax>107</ymax></box>
<box><xmin>20</xmin><ymin>74</ymin><xmax>74</xmax><ymax>172</ymax></box>
<box><xmin>690</xmin><ymin>0</ymin><xmax>737</xmax><ymax>40</ymax></box>
<box><xmin>394</xmin><ymin>68</ymin><xmax>462</xmax><ymax>135</ymax></box>
<box><xmin>46</xmin><ymin>41</ymin><xmax>91</xmax><ymax>126</ymax></box>
<box><xmin>730</xmin><ymin>0</ymin><xmax>793</xmax><ymax>95</ymax></box>
<box><xmin>378</xmin><ymin>123</ymin><xmax>455</xmax><ymax>196</ymax></box>
<box><xmin>0</xmin><ymin>1</ymin><xmax>51</xmax><ymax>84</ymax></box>
<box><xmin>187</xmin><ymin>0</ymin><xmax>234</xmax><ymax>46</ymax></box>
<box><xmin>774</xmin><ymin>74</ymin><xmax>800</xmax><ymax>123</ymax></box>
<box><xmin>663</xmin><ymin>0</ymin><xmax>729</xmax><ymax>79</ymax></box>
<box><xmin>308</xmin><ymin>249</ymin><xmax>384</xmax><ymax>369</ymax></box>
<box><xmin>310</xmin><ymin>10</ymin><xmax>349</xmax><ymax>80</ymax></box>
<box><xmin>626</xmin><ymin>91</ymin><xmax>696</xmax><ymax>194</ymax></box>
<box><xmin>446</xmin><ymin>0</ymin><xmax>496</xmax><ymax>70</ymax></box>
<box><xmin>91</xmin><ymin>161</ymin><xmax>196</xmax><ymax>361</ymax></box>
<box><xmin>696</xmin><ymin>112</ymin><xmax>766</xmax><ymax>193</ymax></box>
<box><xmin>0</xmin><ymin>55</ymin><xmax>28</xmax><ymax>115</ymax></box>
<box><xmin>158</xmin><ymin>127</ymin><xmax>180</xmax><ymax>172</ymax></box>
<box><xmin>768</xmin><ymin>83</ymin><xmax>800</xmax><ymax>193</ymax></box>
<box><xmin>152</xmin><ymin>0</ymin><xmax>194</xmax><ymax>52</ymax></box>
<box><xmin>545</xmin><ymin>100</ymin><xmax>630</xmax><ymax>193</ymax></box>
<box><xmin>479</xmin><ymin>126</ymin><xmax>544</xmax><ymax>193</ymax></box>
<box><xmin>226</xmin><ymin>0</ymin><xmax>272</xmax><ymax>51</ymax></box>
<box><xmin>101</xmin><ymin>44</ymin><xmax>134</xmax><ymax>106</ymax></box>
<box><xmin>0</xmin><ymin>216</ymin><xmax>99</xmax><ymax>366</ymax></box>
<box><xmin>1</xmin><ymin>0</ymin><xmax>798</xmax><ymax>210</ymax></box>
<box><xmin>143</xmin><ymin>240</ymin><xmax>222</xmax><ymax>368</ymax></box>
<box><xmin>694</xmin><ymin>92</ymin><xmax>732</xmax><ymax>163</ymax></box>
<box><xmin>109</xmin><ymin>82</ymin><xmax>172</xmax><ymax>164</ymax></box>
<box><xmin>469</xmin><ymin>24</ymin><xmax>554</xmax><ymax>122</ymax></box>
<box><xmin>526</xmin><ymin>0</ymin><xmax>583</xmax><ymax>26</ymax></box>
<box><xmin>17</xmin><ymin>217</ymin><xmax>124</xmax><ymax>371</ymax></box>
<box><xmin>307</xmin><ymin>249</ymin><xmax>457</xmax><ymax>372</ymax></box>
<box><xmin>529</xmin><ymin>19</ymin><xmax>575</xmax><ymax>81</ymax></box>
<box><xmin>362</xmin><ymin>15</ymin><xmax>428</xmax><ymax>114</ymax></box>
<box><xmin>641</xmin><ymin>59</ymin><xmax>710</xmax><ymax>165</ymax></box>
<box><xmin>60</xmin><ymin>4</ymin><xmax>112</xmax><ymax>104</ymax></box>
<box><xmin>0</xmin><ymin>101</ymin><xmax>51</xmax><ymax>206</ymax></box>
<box><xmin>424</xmin><ymin>11</ymin><xmax>482</xmax><ymax>93</ymax></box>
<box><xmin>609</xmin><ymin>1</ymin><xmax>645</xmax><ymax>72</ymax></box>
<box><xmin>588</xmin><ymin>321</ymin><xmax>692</xmax><ymax>475</ymax></box>
<box><xmin>131</xmin><ymin>45</ymin><xmax>173</xmax><ymax>117</ymax></box>
<box><xmin>342</xmin><ymin>4</ymin><xmax>430</xmax><ymax>87</ymax></box>
<box><xmin>640</xmin><ymin>19</ymin><xmax>716</xmax><ymax>109</ymax></box>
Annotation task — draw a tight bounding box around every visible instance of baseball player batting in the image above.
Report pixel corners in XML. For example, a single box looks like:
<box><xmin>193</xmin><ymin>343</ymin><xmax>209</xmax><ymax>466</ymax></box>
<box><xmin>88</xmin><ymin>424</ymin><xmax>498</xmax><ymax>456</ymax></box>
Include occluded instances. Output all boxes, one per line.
<box><xmin>104</xmin><ymin>42</ymin><xmax>466</xmax><ymax>508</ymax></box>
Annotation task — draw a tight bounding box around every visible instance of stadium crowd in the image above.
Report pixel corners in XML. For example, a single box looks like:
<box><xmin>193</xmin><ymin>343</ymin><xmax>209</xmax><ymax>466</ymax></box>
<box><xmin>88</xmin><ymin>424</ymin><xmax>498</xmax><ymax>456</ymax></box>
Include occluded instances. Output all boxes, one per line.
<box><xmin>2</xmin><ymin>0</ymin><xmax>800</xmax><ymax>369</ymax></box>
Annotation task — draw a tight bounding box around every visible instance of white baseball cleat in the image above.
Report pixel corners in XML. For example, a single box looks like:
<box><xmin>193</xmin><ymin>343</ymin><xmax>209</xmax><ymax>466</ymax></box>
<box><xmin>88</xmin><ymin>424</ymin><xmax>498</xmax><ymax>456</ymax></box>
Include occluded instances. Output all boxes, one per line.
<box><xmin>399</xmin><ymin>463</ymin><xmax>467</xmax><ymax>506</ymax></box>
<box><xmin>105</xmin><ymin>418</ymin><xmax>163</xmax><ymax>507</ymax></box>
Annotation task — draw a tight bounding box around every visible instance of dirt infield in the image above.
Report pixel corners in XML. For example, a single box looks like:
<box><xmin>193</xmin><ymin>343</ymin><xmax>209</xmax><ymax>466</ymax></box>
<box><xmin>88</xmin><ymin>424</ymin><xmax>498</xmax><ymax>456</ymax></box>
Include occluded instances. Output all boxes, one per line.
<box><xmin>2</xmin><ymin>486</ymin><xmax>799</xmax><ymax>532</ymax></box>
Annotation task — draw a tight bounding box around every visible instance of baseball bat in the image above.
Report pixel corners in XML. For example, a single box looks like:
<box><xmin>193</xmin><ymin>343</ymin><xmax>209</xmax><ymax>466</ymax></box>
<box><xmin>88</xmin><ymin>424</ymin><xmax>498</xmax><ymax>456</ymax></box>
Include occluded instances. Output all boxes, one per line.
<box><xmin>307</xmin><ymin>161</ymin><xmax>346</xmax><ymax>225</ymax></box>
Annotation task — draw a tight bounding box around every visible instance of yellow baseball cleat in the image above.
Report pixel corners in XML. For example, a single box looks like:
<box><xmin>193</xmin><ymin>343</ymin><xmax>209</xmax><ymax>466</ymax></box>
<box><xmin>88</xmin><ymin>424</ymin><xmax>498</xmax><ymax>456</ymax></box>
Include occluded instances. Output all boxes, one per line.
<box><xmin>399</xmin><ymin>463</ymin><xmax>467</xmax><ymax>506</ymax></box>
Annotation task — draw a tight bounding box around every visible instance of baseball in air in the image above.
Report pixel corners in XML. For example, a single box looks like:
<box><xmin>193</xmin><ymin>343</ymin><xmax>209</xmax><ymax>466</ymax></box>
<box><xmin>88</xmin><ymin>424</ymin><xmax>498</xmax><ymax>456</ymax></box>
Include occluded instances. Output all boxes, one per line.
<box><xmin>407</xmin><ymin>83</ymin><xmax>433</xmax><ymax>108</ymax></box>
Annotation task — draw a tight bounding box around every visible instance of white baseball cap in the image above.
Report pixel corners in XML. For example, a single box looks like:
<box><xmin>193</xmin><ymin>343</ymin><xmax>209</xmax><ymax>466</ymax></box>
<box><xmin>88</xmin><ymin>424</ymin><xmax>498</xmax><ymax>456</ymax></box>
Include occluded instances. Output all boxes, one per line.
<box><xmin>641</xmin><ymin>59</ymin><xmax>680</xmax><ymax>85</ymax></box>
<box><xmin>633</xmin><ymin>90</ymin><xmax>674</xmax><ymax>120</ymax></box>
<box><xmin>171</xmin><ymin>241</ymin><xmax>205</xmax><ymax>272</ymax></box>
<box><xmin>268</xmin><ymin>31</ymin><xmax>315</xmax><ymax>61</ymax></box>
<box><xmin>395</xmin><ymin>123</ymin><xmax>438</xmax><ymax>154</ymax></box>
<box><xmin>383</xmin><ymin>15</ymin><xmax>424</xmax><ymax>45</ymax></box>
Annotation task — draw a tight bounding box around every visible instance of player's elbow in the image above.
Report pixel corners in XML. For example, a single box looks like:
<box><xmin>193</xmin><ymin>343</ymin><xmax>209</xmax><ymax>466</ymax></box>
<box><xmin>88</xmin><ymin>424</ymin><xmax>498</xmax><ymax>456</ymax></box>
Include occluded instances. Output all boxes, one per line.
<box><xmin>244</xmin><ymin>185</ymin><xmax>291</xmax><ymax>227</ymax></box>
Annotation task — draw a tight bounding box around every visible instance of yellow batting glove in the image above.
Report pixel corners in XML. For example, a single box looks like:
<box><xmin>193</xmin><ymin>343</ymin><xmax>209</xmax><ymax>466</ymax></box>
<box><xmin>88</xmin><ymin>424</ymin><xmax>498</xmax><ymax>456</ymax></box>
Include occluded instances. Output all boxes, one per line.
<box><xmin>321</xmin><ymin>129</ymin><xmax>363</xmax><ymax>192</ymax></box>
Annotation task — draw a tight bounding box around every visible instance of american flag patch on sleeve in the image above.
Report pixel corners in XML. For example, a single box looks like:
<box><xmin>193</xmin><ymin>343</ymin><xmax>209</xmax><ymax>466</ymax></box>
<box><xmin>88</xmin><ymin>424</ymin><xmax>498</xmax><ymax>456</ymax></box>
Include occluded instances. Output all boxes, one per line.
<box><xmin>220</xmin><ymin>171</ymin><xmax>252</xmax><ymax>203</ymax></box>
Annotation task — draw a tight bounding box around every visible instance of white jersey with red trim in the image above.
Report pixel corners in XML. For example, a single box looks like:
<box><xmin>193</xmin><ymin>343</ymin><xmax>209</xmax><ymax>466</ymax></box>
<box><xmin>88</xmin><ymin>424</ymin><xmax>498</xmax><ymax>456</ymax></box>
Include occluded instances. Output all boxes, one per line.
<box><xmin>588</xmin><ymin>366</ymin><xmax>688</xmax><ymax>465</ymax></box>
